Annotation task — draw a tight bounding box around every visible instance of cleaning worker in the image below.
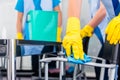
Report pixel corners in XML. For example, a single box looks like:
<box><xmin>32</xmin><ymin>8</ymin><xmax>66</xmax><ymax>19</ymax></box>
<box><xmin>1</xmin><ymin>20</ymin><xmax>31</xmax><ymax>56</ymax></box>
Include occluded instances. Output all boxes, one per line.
<box><xmin>101</xmin><ymin>0</ymin><xmax>120</xmax><ymax>80</ymax></box>
<box><xmin>63</xmin><ymin>0</ymin><xmax>120</xmax><ymax>79</ymax></box>
<box><xmin>88</xmin><ymin>0</ymin><xmax>120</xmax><ymax>79</ymax></box>
<box><xmin>88</xmin><ymin>0</ymin><xmax>108</xmax><ymax>80</ymax></box>
<box><xmin>15</xmin><ymin>0</ymin><xmax>62</xmax><ymax>76</ymax></box>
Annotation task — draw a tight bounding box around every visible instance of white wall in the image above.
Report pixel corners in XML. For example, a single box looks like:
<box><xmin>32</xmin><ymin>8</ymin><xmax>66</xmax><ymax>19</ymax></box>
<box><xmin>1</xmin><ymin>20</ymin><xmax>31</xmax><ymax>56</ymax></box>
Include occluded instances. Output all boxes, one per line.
<box><xmin>0</xmin><ymin>0</ymin><xmax>31</xmax><ymax>70</ymax></box>
<box><xmin>0</xmin><ymin>0</ymin><xmax>16</xmax><ymax>39</ymax></box>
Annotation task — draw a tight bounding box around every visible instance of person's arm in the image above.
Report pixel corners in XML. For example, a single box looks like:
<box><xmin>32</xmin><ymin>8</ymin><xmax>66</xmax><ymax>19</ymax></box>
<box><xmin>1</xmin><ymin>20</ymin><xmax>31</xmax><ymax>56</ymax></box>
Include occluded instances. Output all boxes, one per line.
<box><xmin>16</xmin><ymin>12</ymin><xmax>24</xmax><ymax>39</ymax></box>
<box><xmin>15</xmin><ymin>0</ymin><xmax>24</xmax><ymax>39</ymax></box>
<box><xmin>16</xmin><ymin>12</ymin><xmax>23</xmax><ymax>33</ymax></box>
<box><xmin>88</xmin><ymin>1</ymin><xmax>106</xmax><ymax>28</ymax></box>
<box><xmin>62</xmin><ymin>0</ymin><xmax>85</xmax><ymax>60</ymax></box>
<box><xmin>54</xmin><ymin>5</ymin><xmax>62</xmax><ymax>27</ymax></box>
<box><xmin>53</xmin><ymin>5</ymin><xmax>62</xmax><ymax>42</ymax></box>
<box><xmin>68</xmin><ymin>0</ymin><xmax>82</xmax><ymax>18</ymax></box>
<box><xmin>80</xmin><ymin>1</ymin><xmax>106</xmax><ymax>38</ymax></box>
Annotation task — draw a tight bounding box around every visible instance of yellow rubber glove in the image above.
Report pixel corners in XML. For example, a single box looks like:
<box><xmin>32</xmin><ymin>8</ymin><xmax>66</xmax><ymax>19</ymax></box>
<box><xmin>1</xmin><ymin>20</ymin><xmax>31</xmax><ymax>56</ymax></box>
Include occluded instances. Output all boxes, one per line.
<box><xmin>62</xmin><ymin>17</ymin><xmax>84</xmax><ymax>60</ymax></box>
<box><xmin>17</xmin><ymin>32</ymin><xmax>23</xmax><ymax>39</ymax></box>
<box><xmin>105</xmin><ymin>14</ymin><xmax>120</xmax><ymax>44</ymax></box>
<box><xmin>57</xmin><ymin>27</ymin><xmax>62</xmax><ymax>42</ymax></box>
<box><xmin>80</xmin><ymin>25</ymin><xmax>94</xmax><ymax>39</ymax></box>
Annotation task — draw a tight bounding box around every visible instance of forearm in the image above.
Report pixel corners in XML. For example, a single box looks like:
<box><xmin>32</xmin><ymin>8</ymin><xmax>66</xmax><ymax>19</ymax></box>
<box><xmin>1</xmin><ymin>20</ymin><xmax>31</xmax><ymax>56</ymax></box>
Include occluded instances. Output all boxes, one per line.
<box><xmin>16</xmin><ymin>20</ymin><xmax>22</xmax><ymax>33</ymax></box>
<box><xmin>68</xmin><ymin>0</ymin><xmax>82</xmax><ymax>18</ymax></box>
<box><xmin>54</xmin><ymin>6</ymin><xmax>62</xmax><ymax>27</ymax></box>
<box><xmin>58</xmin><ymin>11</ymin><xmax>62</xmax><ymax>27</ymax></box>
<box><xmin>16</xmin><ymin>12</ymin><xmax>23</xmax><ymax>33</ymax></box>
<box><xmin>54</xmin><ymin>6</ymin><xmax>62</xmax><ymax>42</ymax></box>
<box><xmin>88</xmin><ymin>1</ymin><xmax>106</xmax><ymax>28</ymax></box>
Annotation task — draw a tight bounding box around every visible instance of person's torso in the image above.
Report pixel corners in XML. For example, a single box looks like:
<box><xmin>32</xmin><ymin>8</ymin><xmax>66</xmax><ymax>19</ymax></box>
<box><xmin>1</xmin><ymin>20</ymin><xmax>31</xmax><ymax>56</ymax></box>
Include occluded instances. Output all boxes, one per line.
<box><xmin>101</xmin><ymin>0</ymin><xmax>120</xmax><ymax>20</ymax></box>
<box><xmin>23</xmin><ymin>0</ymin><xmax>55</xmax><ymax>39</ymax></box>
<box><xmin>23</xmin><ymin>0</ymin><xmax>53</xmax><ymax>22</ymax></box>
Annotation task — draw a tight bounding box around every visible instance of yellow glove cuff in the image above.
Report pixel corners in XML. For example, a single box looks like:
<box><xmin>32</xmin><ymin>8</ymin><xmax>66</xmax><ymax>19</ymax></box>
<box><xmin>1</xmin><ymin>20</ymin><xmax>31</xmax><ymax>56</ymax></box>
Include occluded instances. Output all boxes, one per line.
<box><xmin>17</xmin><ymin>32</ymin><xmax>23</xmax><ymax>39</ymax></box>
<box><xmin>80</xmin><ymin>25</ymin><xmax>94</xmax><ymax>38</ymax></box>
<box><xmin>57</xmin><ymin>27</ymin><xmax>62</xmax><ymax>42</ymax></box>
<box><xmin>66</xmin><ymin>17</ymin><xmax>80</xmax><ymax>33</ymax></box>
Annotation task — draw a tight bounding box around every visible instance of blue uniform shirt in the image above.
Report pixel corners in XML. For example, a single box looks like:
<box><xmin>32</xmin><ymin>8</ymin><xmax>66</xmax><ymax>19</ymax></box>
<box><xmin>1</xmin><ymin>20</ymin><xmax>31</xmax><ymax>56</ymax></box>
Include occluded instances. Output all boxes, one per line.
<box><xmin>15</xmin><ymin>0</ymin><xmax>61</xmax><ymax>13</ymax></box>
<box><xmin>15</xmin><ymin>0</ymin><xmax>61</xmax><ymax>40</ymax></box>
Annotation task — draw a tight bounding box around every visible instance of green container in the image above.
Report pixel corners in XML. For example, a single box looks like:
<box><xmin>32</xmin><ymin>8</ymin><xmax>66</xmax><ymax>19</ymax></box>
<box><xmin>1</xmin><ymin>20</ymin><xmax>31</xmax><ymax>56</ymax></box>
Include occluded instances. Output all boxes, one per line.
<box><xmin>27</xmin><ymin>10</ymin><xmax>58</xmax><ymax>42</ymax></box>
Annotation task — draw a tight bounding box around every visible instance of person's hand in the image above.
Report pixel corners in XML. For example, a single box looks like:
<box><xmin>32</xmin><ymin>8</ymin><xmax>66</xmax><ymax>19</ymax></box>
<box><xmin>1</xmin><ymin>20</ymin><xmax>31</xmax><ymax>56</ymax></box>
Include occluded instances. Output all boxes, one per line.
<box><xmin>80</xmin><ymin>25</ymin><xmax>94</xmax><ymax>39</ymax></box>
<box><xmin>105</xmin><ymin>14</ymin><xmax>120</xmax><ymax>44</ymax></box>
<box><xmin>62</xmin><ymin>17</ymin><xmax>84</xmax><ymax>60</ymax></box>
<box><xmin>17</xmin><ymin>32</ymin><xmax>23</xmax><ymax>39</ymax></box>
<box><xmin>57</xmin><ymin>27</ymin><xmax>62</xmax><ymax>42</ymax></box>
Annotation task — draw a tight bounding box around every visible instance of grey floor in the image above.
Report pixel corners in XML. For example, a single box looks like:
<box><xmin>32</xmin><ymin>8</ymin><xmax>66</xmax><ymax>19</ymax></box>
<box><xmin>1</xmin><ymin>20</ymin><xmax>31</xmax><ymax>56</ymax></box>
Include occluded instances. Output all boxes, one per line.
<box><xmin>0</xmin><ymin>70</ymin><xmax>96</xmax><ymax>80</ymax></box>
<box><xmin>1</xmin><ymin>77</ymin><xmax>96</xmax><ymax>80</ymax></box>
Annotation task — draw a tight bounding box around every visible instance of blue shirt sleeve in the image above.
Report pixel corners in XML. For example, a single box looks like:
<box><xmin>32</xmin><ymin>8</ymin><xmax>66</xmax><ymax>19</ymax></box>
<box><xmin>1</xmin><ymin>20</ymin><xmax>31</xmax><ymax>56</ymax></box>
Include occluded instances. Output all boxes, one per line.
<box><xmin>15</xmin><ymin>0</ymin><xmax>24</xmax><ymax>13</ymax></box>
<box><xmin>52</xmin><ymin>0</ymin><xmax>61</xmax><ymax>8</ymax></box>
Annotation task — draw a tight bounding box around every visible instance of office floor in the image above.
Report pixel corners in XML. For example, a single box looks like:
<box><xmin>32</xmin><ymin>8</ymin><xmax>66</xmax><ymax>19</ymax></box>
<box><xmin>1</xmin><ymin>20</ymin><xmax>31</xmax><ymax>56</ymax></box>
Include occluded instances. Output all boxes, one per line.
<box><xmin>2</xmin><ymin>76</ymin><xmax>96</xmax><ymax>80</ymax></box>
<box><xmin>0</xmin><ymin>70</ymin><xmax>96</xmax><ymax>80</ymax></box>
